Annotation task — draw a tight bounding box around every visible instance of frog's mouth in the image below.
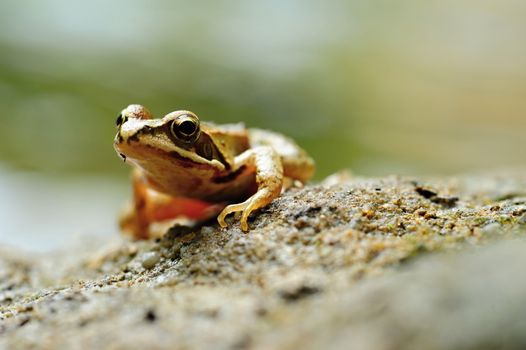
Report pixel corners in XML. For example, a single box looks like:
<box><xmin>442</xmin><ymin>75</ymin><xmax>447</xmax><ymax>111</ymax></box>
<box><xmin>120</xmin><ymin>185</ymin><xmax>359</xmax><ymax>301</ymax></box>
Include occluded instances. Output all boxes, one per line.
<box><xmin>164</xmin><ymin>147</ymin><xmax>227</xmax><ymax>171</ymax></box>
<box><xmin>112</xmin><ymin>137</ymin><xmax>127</xmax><ymax>162</ymax></box>
<box><xmin>115</xmin><ymin>136</ymin><xmax>226</xmax><ymax>173</ymax></box>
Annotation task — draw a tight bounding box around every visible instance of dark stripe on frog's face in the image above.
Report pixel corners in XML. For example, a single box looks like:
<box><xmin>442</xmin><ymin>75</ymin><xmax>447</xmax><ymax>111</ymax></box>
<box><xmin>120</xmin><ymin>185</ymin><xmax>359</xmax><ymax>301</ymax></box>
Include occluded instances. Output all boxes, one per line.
<box><xmin>212</xmin><ymin>165</ymin><xmax>246</xmax><ymax>183</ymax></box>
<box><xmin>167</xmin><ymin>126</ymin><xmax>231</xmax><ymax>170</ymax></box>
<box><xmin>194</xmin><ymin>133</ymin><xmax>230</xmax><ymax>170</ymax></box>
<box><xmin>126</xmin><ymin>124</ymin><xmax>156</xmax><ymax>143</ymax></box>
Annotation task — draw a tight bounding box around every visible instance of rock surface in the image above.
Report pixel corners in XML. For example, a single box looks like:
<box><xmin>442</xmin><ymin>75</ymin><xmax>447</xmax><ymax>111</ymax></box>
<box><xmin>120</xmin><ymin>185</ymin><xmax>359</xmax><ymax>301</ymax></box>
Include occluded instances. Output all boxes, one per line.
<box><xmin>1</xmin><ymin>172</ymin><xmax>526</xmax><ymax>349</ymax></box>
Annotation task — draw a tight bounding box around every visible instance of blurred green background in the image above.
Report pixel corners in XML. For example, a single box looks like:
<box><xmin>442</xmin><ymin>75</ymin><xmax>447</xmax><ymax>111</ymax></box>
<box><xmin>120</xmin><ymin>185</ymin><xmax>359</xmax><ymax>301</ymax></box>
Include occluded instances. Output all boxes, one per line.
<box><xmin>0</xmin><ymin>0</ymin><xmax>525</xmax><ymax>249</ymax></box>
<box><xmin>2</xmin><ymin>0</ymin><xmax>525</xmax><ymax>178</ymax></box>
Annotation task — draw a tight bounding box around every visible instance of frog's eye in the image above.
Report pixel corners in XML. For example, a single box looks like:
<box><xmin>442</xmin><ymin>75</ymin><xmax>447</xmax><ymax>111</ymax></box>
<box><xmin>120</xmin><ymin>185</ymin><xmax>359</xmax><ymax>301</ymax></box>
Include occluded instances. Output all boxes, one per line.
<box><xmin>171</xmin><ymin>114</ymin><xmax>201</xmax><ymax>143</ymax></box>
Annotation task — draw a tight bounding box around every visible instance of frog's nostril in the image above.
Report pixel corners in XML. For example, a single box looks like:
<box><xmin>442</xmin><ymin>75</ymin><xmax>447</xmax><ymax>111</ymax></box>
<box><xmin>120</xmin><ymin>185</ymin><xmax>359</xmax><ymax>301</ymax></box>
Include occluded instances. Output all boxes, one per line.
<box><xmin>115</xmin><ymin>113</ymin><xmax>128</xmax><ymax>127</ymax></box>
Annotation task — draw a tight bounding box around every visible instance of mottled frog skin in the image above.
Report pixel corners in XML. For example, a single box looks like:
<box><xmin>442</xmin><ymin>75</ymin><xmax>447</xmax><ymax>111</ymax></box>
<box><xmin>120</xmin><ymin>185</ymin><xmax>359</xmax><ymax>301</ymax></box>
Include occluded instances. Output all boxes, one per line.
<box><xmin>114</xmin><ymin>105</ymin><xmax>315</xmax><ymax>239</ymax></box>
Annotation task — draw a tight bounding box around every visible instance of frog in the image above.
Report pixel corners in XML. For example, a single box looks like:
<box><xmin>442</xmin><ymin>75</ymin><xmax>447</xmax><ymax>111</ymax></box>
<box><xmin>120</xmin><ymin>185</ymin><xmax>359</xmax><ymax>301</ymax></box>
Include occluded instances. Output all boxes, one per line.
<box><xmin>114</xmin><ymin>104</ymin><xmax>315</xmax><ymax>239</ymax></box>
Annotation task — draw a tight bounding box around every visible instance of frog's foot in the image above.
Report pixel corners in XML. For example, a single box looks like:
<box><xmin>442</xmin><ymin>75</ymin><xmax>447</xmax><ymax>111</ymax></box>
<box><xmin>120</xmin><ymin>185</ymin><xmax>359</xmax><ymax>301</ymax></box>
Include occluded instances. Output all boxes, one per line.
<box><xmin>217</xmin><ymin>189</ymin><xmax>272</xmax><ymax>231</ymax></box>
<box><xmin>217</xmin><ymin>146</ymin><xmax>284</xmax><ymax>231</ymax></box>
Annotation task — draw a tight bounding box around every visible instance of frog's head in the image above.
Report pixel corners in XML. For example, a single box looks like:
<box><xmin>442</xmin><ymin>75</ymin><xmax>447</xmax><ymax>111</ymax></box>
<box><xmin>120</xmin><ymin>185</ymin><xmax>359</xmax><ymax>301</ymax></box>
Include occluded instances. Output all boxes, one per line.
<box><xmin>113</xmin><ymin>105</ymin><xmax>227</xmax><ymax>181</ymax></box>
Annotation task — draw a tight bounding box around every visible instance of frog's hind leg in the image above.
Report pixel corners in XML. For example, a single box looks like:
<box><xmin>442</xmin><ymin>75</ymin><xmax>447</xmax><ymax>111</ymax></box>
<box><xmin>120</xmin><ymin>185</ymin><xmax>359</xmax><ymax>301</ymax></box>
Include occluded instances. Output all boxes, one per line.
<box><xmin>120</xmin><ymin>169</ymin><xmax>223</xmax><ymax>239</ymax></box>
<box><xmin>217</xmin><ymin>146</ymin><xmax>283</xmax><ymax>231</ymax></box>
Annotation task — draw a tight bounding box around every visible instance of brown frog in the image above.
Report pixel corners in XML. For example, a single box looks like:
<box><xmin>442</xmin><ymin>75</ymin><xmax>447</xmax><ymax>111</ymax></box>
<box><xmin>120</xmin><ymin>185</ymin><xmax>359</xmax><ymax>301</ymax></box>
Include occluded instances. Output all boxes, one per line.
<box><xmin>114</xmin><ymin>104</ymin><xmax>315</xmax><ymax>239</ymax></box>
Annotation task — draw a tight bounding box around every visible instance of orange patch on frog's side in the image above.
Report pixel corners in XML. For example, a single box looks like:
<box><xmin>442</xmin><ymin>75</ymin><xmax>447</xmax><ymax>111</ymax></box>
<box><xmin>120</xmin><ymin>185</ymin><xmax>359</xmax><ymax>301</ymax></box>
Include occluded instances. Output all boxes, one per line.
<box><xmin>150</xmin><ymin>197</ymin><xmax>225</xmax><ymax>222</ymax></box>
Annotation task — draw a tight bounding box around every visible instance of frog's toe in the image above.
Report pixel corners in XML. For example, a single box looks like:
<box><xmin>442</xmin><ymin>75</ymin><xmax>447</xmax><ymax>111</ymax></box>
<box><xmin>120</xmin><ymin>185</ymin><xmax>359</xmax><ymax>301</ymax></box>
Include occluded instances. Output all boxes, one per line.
<box><xmin>217</xmin><ymin>201</ymin><xmax>250</xmax><ymax>230</ymax></box>
<box><xmin>218</xmin><ymin>189</ymin><xmax>274</xmax><ymax>232</ymax></box>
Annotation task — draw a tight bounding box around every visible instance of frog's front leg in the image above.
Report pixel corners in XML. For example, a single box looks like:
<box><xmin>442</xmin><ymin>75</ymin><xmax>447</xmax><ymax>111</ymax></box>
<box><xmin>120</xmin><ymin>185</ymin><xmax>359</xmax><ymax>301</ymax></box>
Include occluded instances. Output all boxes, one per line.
<box><xmin>217</xmin><ymin>146</ymin><xmax>284</xmax><ymax>231</ymax></box>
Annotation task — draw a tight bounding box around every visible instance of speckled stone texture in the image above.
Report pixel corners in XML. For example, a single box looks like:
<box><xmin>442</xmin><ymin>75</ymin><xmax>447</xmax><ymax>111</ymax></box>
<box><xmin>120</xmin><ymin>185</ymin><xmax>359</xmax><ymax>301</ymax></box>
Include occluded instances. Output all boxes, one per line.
<box><xmin>1</xmin><ymin>172</ymin><xmax>526</xmax><ymax>349</ymax></box>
